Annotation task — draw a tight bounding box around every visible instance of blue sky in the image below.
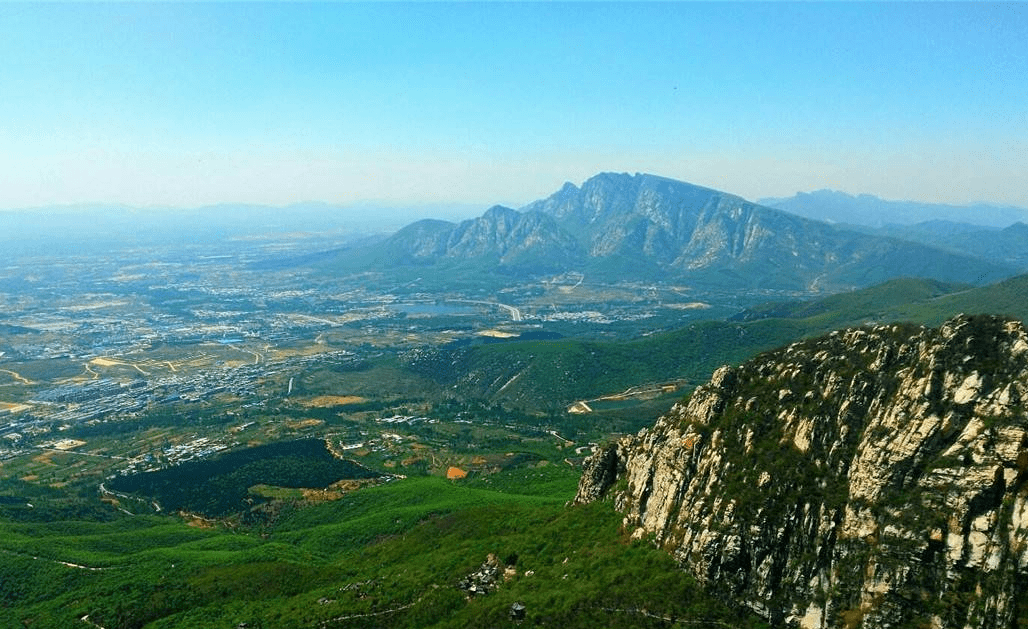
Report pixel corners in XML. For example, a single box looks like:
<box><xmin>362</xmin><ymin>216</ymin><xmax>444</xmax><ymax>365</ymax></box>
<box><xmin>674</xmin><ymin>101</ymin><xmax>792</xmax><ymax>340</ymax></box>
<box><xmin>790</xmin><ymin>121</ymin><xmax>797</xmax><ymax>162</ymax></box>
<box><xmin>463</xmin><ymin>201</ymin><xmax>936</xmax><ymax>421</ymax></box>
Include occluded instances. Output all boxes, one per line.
<box><xmin>1</xmin><ymin>2</ymin><xmax>1026</xmax><ymax>210</ymax></box>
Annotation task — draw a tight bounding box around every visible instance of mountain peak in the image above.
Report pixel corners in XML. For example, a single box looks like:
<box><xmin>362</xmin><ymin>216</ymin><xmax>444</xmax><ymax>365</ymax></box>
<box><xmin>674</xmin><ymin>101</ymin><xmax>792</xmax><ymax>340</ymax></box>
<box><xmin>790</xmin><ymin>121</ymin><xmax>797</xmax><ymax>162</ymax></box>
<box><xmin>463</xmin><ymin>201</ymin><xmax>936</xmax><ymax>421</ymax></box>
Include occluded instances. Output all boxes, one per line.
<box><xmin>481</xmin><ymin>204</ymin><xmax>519</xmax><ymax>220</ymax></box>
<box><xmin>325</xmin><ymin>172</ymin><xmax>1016</xmax><ymax>290</ymax></box>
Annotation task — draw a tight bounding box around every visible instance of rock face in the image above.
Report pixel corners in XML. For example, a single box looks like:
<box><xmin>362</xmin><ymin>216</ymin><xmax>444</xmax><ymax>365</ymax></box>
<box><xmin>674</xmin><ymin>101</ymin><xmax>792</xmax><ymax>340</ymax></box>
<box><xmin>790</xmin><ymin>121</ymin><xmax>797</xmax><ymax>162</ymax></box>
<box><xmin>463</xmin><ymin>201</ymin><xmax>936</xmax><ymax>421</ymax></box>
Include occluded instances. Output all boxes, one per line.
<box><xmin>383</xmin><ymin>206</ymin><xmax>583</xmax><ymax>274</ymax></box>
<box><xmin>329</xmin><ymin>172</ymin><xmax>1014</xmax><ymax>291</ymax></box>
<box><xmin>576</xmin><ymin>314</ymin><xmax>1028</xmax><ymax>628</ymax></box>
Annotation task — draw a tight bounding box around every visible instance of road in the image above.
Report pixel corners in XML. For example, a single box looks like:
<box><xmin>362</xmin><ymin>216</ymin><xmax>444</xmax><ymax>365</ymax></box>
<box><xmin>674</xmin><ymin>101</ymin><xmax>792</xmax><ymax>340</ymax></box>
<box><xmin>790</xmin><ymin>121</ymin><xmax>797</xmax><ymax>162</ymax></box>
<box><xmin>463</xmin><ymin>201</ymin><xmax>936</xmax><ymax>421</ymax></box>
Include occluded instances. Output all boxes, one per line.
<box><xmin>451</xmin><ymin>299</ymin><xmax>522</xmax><ymax>322</ymax></box>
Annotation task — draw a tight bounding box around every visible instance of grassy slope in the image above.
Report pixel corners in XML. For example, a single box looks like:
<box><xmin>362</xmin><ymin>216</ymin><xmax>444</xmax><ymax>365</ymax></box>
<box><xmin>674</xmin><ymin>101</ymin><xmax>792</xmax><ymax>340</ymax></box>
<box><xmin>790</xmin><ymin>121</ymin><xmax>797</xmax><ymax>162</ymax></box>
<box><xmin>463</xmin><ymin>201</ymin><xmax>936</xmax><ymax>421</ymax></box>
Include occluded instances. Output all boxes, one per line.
<box><xmin>419</xmin><ymin>275</ymin><xmax>1028</xmax><ymax>410</ymax></box>
<box><xmin>744</xmin><ymin>274</ymin><xmax>1028</xmax><ymax>328</ymax></box>
<box><xmin>1</xmin><ymin>469</ymin><xmax>771</xmax><ymax>629</ymax></box>
<box><xmin>6</xmin><ymin>275</ymin><xmax>1026</xmax><ymax>628</ymax></box>
<box><xmin>877</xmin><ymin>273</ymin><xmax>1028</xmax><ymax>325</ymax></box>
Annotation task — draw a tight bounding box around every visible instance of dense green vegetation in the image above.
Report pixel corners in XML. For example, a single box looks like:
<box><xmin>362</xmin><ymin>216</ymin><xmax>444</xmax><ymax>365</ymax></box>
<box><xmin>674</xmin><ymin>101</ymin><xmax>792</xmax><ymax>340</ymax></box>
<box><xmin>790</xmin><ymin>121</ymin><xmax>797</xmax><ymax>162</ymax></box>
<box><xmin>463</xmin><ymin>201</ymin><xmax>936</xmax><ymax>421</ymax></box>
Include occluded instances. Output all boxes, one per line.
<box><xmin>5</xmin><ymin>274</ymin><xmax>1028</xmax><ymax>628</ymax></box>
<box><xmin>1</xmin><ymin>465</ymin><xmax>772</xmax><ymax>629</ymax></box>
<box><xmin>107</xmin><ymin>440</ymin><xmax>379</xmax><ymax>518</ymax></box>
<box><xmin>730</xmin><ymin>277</ymin><xmax>964</xmax><ymax>324</ymax></box>
<box><xmin>402</xmin><ymin>318</ymin><xmax>812</xmax><ymax>411</ymax></box>
<box><xmin>735</xmin><ymin>274</ymin><xmax>1028</xmax><ymax>328</ymax></box>
<box><xmin>399</xmin><ymin>274</ymin><xmax>1028</xmax><ymax>412</ymax></box>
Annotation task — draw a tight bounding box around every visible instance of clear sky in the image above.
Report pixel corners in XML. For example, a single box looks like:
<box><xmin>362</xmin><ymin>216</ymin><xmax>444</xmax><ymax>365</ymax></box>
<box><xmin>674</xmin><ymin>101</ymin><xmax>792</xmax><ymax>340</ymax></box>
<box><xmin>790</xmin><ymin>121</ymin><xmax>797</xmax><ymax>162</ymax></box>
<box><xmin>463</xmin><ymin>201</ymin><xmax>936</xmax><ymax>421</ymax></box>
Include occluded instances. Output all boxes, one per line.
<box><xmin>1</xmin><ymin>2</ymin><xmax>1026</xmax><ymax>211</ymax></box>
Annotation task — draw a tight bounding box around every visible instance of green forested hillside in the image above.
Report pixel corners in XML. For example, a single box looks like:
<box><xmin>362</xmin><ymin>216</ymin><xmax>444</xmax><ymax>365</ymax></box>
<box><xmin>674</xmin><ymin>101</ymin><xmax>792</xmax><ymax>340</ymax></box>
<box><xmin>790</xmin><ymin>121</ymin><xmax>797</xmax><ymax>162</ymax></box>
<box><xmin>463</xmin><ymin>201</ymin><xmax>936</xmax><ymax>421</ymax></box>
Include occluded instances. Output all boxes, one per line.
<box><xmin>107</xmin><ymin>440</ymin><xmax>379</xmax><ymax>518</ymax></box>
<box><xmin>6</xmin><ymin>274</ymin><xmax>1026</xmax><ymax>628</ymax></box>
<box><xmin>401</xmin><ymin>274</ymin><xmax>1028</xmax><ymax>411</ymax></box>
<box><xmin>1</xmin><ymin>469</ymin><xmax>771</xmax><ymax>629</ymax></box>
<box><xmin>729</xmin><ymin>277</ymin><xmax>964</xmax><ymax>324</ymax></box>
<box><xmin>887</xmin><ymin>272</ymin><xmax>1028</xmax><ymax>324</ymax></box>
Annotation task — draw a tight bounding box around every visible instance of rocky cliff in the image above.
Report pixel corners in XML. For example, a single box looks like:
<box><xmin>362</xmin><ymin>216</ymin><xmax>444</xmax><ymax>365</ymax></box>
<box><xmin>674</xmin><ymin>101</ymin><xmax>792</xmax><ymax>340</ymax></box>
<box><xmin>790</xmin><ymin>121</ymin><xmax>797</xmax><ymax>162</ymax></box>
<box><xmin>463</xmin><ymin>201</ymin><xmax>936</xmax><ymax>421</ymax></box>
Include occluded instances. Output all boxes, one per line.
<box><xmin>523</xmin><ymin>173</ymin><xmax>1014</xmax><ymax>289</ymax></box>
<box><xmin>576</xmin><ymin>314</ymin><xmax>1028</xmax><ymax>628</ymax></box>
<box><xmin>322</xmin><ymin>172</ymin><xmax>1015</xmax><ymax>291</ymax></box>
<box><xmin>382</xmin><ymin>205</ymin><xmax>583</xmax><ymax>273</ymax></box>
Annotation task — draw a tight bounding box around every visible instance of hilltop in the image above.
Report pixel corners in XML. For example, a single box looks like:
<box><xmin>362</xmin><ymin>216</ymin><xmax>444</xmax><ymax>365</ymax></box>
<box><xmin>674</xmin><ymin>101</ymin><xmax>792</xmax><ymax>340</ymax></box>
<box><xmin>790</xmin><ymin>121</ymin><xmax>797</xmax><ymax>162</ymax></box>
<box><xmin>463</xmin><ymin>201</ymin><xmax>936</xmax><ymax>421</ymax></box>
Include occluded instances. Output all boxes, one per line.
<box><xmin>578</xmin><ymin>314</ymin><xmax>1028</xmax><ymax>628</ymax></box>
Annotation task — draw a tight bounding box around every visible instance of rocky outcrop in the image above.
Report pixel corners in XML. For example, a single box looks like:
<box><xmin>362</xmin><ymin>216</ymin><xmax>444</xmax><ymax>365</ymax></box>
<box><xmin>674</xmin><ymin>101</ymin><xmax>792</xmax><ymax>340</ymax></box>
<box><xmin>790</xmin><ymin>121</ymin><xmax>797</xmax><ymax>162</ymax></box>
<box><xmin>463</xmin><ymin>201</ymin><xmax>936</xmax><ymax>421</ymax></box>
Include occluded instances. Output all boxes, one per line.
<box><xmin>381</xmin><ymin>205</ymin><xmax>583</xmax><ymax>273</ymax></box>
<box><xmin>457</xmin><ymin>553</ymin><xmax>518</xmax><ymax>597</ymax></box>
<box><xmin>329</xmin><ymin>172</ymin><xmax>1014</xmax><ymax>291</ymax></box>
<box><xmin>522</xmin><ymin>173</ymin><xmax>1013</xmax><ymax>289</ymax></box>
<box><xmin>576</xmin><ymin>314</ymin><xmax>1028</xmax><ymax>628</ymax></box>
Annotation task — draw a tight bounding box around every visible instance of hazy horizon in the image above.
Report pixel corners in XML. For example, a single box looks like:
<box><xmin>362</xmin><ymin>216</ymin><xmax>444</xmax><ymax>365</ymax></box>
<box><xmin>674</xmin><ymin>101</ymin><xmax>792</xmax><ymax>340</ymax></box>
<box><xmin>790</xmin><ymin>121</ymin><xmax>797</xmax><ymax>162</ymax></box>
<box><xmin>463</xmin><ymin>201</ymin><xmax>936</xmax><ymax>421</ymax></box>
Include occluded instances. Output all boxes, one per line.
<box><xmin>1</xmin><ymin>3</ymin><xmax>1026</xmax><ymax>210</ymax></box>
<box><xmin>1</xmin><ymin>178</ymin><xmax>1027</xmax><ymax>218</ymax></box>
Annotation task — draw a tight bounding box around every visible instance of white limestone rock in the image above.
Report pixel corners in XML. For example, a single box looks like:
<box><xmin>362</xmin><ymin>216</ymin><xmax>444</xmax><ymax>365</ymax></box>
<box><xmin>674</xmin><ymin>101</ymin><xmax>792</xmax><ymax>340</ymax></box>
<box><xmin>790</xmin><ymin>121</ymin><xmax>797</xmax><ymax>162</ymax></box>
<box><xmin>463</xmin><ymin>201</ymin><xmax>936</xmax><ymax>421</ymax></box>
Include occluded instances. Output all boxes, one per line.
<box><xmin>575</xmin><ymin>314</ymin><xmax>1028</xmax><ymax>629</ymax></box>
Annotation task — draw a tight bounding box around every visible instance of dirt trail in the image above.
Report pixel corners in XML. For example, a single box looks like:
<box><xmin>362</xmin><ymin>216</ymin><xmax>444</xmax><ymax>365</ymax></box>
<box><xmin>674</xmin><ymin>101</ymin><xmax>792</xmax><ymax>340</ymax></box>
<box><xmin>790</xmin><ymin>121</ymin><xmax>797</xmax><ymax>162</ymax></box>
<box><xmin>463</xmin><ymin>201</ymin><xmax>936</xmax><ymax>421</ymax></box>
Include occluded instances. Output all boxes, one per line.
<box><xmin>0</xmin><ymin>368</ymin><xmax>33</xmax><ymax>385</ymax></box>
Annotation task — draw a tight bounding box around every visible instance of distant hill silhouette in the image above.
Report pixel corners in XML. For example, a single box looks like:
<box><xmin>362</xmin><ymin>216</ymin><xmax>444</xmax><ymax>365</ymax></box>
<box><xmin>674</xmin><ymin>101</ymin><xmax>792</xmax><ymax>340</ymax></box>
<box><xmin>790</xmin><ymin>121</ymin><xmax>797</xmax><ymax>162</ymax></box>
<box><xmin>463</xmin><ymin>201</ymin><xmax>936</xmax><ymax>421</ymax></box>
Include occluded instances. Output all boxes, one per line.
<box><xmin>760</xmin><ymin>188</ymin><xmax>1028</xmax><ymax>228</ymax></box>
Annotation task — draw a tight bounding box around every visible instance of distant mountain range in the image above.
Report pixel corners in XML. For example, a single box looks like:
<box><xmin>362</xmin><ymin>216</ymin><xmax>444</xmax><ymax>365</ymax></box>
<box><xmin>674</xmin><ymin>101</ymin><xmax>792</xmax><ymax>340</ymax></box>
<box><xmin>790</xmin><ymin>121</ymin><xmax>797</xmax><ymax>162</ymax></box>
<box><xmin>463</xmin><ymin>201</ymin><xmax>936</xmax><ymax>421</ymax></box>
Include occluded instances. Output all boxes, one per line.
<box><xmin>322</xmin><ymin>172</ymin><xmax>1020</xmax><ymax>292</ymax></box>
<box><xmin>760</xmin><ymin>189</ymin><xmax>1028</xmax><ymax>267</ymax></box>
<box><xmin>760</xmin><ymin>188</ymin><xmax>1028</xmax><ymax>228</ymax></box>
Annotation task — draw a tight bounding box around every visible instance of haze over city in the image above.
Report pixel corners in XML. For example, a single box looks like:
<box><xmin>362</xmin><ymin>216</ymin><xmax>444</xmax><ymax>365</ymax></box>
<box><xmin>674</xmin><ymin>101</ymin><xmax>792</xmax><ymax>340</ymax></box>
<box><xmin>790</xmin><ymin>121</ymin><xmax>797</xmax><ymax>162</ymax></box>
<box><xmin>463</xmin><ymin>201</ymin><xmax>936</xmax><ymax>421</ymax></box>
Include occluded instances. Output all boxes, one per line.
<box><xmin>1</xmin><ymin>2</ymin><xmax>1026</xmax><ymax>212</ymax></box>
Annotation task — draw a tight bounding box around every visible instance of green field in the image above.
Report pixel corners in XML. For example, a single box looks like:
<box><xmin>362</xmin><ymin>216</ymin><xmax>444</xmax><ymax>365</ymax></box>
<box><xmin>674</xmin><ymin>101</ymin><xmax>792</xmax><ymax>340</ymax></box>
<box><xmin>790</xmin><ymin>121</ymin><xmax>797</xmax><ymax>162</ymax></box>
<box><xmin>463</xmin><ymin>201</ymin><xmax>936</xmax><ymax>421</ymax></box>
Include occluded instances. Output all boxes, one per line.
<box><xmin>4</xmin><ymin>273</ymin><xmax>1028</xmax><ymax>628</ymax></box>
<box><xmin>1</xmin><ymin>466</ymin><xmax>771</xmax><ymax>629</ymax></box>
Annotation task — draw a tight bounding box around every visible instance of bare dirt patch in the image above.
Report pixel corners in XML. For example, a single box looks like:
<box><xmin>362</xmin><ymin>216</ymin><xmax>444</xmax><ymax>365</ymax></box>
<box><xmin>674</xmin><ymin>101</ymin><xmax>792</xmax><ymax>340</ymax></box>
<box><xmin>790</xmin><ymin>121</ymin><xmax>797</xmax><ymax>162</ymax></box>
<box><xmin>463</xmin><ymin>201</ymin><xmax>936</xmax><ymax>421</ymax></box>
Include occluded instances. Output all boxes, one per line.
<box><xmin>300</xmin><ymin>395</ymin><xmax>368</xmax><ymax>407</ymax></box>
<box><xmin>664</xmin><ymin>302</ymin><xmax>711</xmax><ymax>310</ymax></box>
<box><xmin>51</xmin><ymin>439</ymin><xmax>87</xmax><ymax>451</ymax></box>
<box><xmin>284</xmin><ymin>418</ymin><xmax>325</xmax><ymax>430</ymax></box>
<box><xmin>477</xmin><ymin>329</ymin><xmax>518</xmax><ymax>339</ymax></box>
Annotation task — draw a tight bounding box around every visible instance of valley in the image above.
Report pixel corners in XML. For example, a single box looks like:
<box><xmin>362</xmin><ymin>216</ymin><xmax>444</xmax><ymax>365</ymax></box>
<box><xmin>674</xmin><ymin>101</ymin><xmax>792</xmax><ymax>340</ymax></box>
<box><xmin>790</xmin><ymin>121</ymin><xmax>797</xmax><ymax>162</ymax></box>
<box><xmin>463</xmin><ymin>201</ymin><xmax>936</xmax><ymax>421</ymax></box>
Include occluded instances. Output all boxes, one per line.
<box><xmin>0</xmin><ymin>214</ymin><xmax>800</xmax><ymax>482</ymax></box>
<box><xmin>2</xmin><ymin>174</ymin><xmax>1028</xmax><ymax>629</ymax></box>
<box><xmin>5</xmin><ymin>0</ymin><xmax>1026</xmax><ymax>624</ymax></box>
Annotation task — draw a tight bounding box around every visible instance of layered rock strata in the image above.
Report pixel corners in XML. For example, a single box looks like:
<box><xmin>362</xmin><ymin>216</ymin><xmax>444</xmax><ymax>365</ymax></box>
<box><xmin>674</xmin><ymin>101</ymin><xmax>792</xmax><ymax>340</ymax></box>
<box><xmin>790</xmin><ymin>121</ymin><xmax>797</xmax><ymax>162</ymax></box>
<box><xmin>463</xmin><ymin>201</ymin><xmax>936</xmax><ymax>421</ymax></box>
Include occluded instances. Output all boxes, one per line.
<box><xmin>576</xmin><ymin>314</ymin><xmax>1028</xmax><ymax>628</ymax></box>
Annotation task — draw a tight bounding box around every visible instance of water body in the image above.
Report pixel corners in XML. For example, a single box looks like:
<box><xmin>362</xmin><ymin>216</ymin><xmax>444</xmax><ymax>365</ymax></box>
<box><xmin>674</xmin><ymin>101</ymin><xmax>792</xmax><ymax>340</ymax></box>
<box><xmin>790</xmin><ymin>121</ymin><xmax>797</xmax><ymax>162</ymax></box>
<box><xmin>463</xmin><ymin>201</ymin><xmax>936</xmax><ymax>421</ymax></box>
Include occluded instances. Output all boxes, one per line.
<box><xmin>388</xmin><ymin>303</ymin><xmax>477</xmax><ymax>316</ymax></box>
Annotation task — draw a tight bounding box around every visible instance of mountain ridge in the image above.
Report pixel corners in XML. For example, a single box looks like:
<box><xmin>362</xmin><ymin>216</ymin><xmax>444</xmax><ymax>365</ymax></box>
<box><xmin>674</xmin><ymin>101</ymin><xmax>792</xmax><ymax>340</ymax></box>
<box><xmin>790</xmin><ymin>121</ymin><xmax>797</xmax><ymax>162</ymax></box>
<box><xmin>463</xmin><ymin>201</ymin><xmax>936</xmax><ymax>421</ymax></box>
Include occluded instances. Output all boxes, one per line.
<box><xmin>761</xmin><ymin>189</ymin><xmax>1028</xmax><ymax>229</ymax></box>
<box><xmin>319</xmin><ymin>172</ymin><xmax>1017</xmax><ymax>291</ymax></box>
